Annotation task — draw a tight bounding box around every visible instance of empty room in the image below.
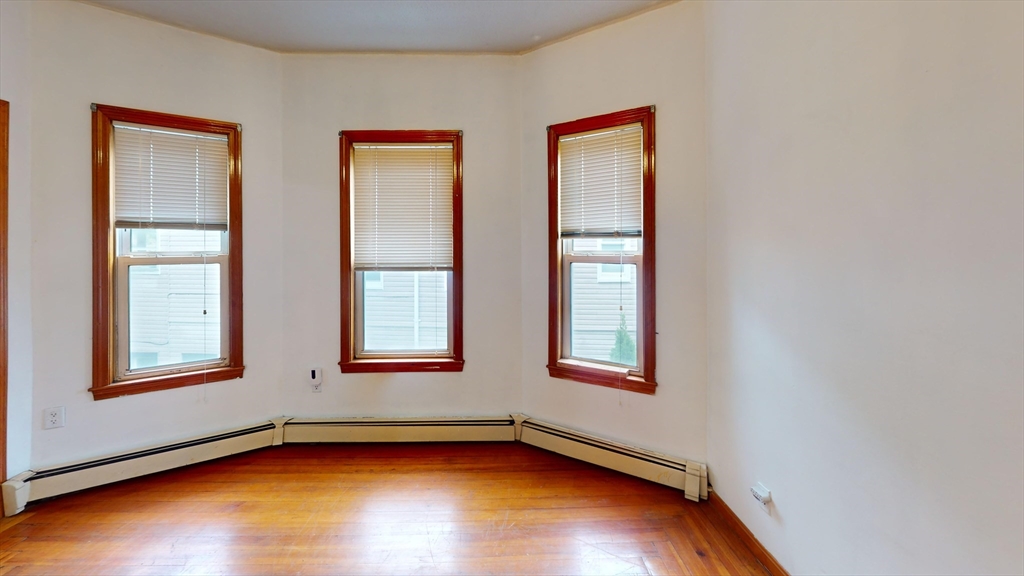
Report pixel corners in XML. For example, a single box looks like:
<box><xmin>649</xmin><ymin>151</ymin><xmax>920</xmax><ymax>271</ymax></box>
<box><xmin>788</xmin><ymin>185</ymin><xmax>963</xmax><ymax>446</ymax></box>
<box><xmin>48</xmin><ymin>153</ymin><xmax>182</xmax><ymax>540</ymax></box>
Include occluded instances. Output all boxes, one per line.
<box><xmin>0</xmin><ymin>0</ymin><xmax>1021</xmax><ymax>574</ymax></box>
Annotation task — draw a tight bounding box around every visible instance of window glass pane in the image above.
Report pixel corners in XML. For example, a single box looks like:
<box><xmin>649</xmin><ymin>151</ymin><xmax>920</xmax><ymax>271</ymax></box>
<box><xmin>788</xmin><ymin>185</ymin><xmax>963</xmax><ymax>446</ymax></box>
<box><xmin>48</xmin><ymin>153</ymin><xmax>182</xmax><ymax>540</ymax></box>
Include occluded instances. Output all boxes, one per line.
<box><xmin>128</xmin><ymin>229</ymin><xmax>223</xmax><ymax>254</ymax></box>
<box><xmin>128</xmin><ymin>263</ymin><xmax>221</xmax><ymax>370</ymax></box>
<box><xmin>570</xmin><ymin>262</ymin><xmax>637</xmax><ymax>368</ymax></box>
<box><xmin>130</xmin><ymin>352</ymin><xmax>158</xmax><ymax>370</ymax></box>
<box><xmin>598</xmin><ymin>263</ymin><xmax>633</xmax><ymax>283</ymax></box>
<box><xmin>364</xmin><ymin>271</ymin><xmax>384</xmax><ymax>290</ymax></box>
<box><xmin>569</xmin><ymin>238</ymin><xmax>641</xmax><ymax>254</ymax></box>
<box><xmin>362</xmin><ymin>271</ymin><xmax>449</xmax><ymax>352</ymax></box>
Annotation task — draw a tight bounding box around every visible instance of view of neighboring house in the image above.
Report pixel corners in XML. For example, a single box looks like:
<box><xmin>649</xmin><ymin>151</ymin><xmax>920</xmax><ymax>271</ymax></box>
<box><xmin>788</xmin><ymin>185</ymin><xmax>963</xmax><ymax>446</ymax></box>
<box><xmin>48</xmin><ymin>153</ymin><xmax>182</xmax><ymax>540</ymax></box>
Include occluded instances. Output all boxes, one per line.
<box><xmin>362</xmin><ymin>270</ymin><xmax>449</xmax><ymax>352</ymax></box>
<box><xmin>568</xmin><ymin>238</ymin><xmax>639</xmax><ymax>367</ymax></box>
<box><xmin>125</xmin><ymin>228</ymin><xmax>224</xmax><ymax>370</ymax></box>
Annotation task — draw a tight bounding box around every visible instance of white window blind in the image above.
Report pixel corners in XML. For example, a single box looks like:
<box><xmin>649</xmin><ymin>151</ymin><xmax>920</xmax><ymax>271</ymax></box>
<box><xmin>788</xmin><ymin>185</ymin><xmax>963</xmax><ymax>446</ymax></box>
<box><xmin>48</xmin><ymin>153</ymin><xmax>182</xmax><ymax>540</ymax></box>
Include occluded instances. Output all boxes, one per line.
<box><xmin>559</xmin><ymin>123</ymin><xmax>642</xmax><ymax>238</ymax></box>
<box><xmin>352</xmin><ymin>144</ymin><xmax>454</xmax><ymax>270</ymax></box>
<box><xmin>113</xmin><ymin>122</ymin><xmax>229</xmax><ymax>230</ymax></box>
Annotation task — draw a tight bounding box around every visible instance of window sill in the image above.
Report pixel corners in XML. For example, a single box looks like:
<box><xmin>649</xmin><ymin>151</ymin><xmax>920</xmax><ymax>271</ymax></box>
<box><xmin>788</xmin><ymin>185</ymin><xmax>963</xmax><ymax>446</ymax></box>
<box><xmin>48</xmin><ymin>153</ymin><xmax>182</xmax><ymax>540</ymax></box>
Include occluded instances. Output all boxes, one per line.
<box><xmin>547</xmin><ymin>361</ymin><xmax>656</xmax><ymax>395</ymax></box>
<box><xmin>340</xmin><ymin>358</ymin><xmax>465</xmax><ymax>373</ymax></box>
<box><xmin>90</xmin><ymin>365</ymin><xmax>245</xmax><ymax>400</ymax></box>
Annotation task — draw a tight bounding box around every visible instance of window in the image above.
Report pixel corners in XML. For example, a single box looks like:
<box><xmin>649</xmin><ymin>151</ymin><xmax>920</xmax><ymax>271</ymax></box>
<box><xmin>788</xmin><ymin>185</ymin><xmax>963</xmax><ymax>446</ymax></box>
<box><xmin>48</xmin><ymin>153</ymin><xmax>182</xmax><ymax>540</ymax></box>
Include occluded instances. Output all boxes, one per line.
<box><xmin>364</xmin><ymin>271</ymin><xmax>384</xmax><ymax>290</ymax></box>
<box><xmin>547</xmin><ymin>106</ymin><xmax>656</xmax><ymax>394</ymax></box>
<box><xmin>339</xmin><ymin>130</ymin><xmax>464</xmax><ymax>372</ymax></box>
<box><xmin>594</xmin><ymin>239</ymin><xmax>639</xmax><ymax>282</ymax></box>
<box><xmin>91</xmin><ymin>104</ymin><xmax>243</xmax><ymax>399</ymax></box>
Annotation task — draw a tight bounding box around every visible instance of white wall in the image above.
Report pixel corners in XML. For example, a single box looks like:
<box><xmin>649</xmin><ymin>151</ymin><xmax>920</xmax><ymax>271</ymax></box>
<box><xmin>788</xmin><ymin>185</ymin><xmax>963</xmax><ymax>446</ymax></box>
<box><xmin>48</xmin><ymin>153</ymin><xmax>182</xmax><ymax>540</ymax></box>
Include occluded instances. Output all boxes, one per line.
<box><xmin>519</xmin><ymin>1</ymin><xmax>708</xmax><ymax>461</ymax></box>
<box><xmin>0</xmin><ymin>0</ymin><xmax>35</xmax><ymax>477</ymax></box>
<box><xmin>27</xmin><ymin>1</ymin><xmax>285</xmax><ymax>467</ymax></box>
<box><xmin>705</xmin><ymin>1</ymin><xmax>1024</xmax><ymax>574</ymax></box>
<box><xmin>279</xmin><ymin>54</ymin><xmax>523</xmax><ymax>417</ymax></box>
<box><xmin>11</xmin><ymin>3</ymin><xmax>1023</xmax><ymax>572</ymax></box>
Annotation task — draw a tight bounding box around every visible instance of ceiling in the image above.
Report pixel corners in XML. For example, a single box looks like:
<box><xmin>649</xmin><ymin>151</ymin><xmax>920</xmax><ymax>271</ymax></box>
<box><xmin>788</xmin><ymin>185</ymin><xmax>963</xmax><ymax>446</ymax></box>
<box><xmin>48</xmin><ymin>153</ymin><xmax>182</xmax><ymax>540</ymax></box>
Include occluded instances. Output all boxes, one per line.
<box><xmin>83</xmin><ymin>0</ymin><xmax>669</xmax><ymax>54</ymax></box>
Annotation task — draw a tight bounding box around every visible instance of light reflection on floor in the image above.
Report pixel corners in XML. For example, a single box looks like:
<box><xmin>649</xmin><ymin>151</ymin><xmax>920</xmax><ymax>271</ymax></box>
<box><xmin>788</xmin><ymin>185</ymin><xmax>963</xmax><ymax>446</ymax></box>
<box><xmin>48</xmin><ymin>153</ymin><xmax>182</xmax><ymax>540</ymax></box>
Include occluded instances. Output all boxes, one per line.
<box><xmin>352</xmin><ymin>481</ymin><xmax>462</xmax><ymax>568</ymax></box>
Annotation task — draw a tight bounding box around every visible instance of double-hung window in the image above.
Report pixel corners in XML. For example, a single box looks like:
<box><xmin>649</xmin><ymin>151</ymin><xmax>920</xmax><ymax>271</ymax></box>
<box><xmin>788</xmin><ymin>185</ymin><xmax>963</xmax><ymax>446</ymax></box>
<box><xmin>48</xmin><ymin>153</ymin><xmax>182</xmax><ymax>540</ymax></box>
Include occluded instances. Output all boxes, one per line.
<box><xmin>91</xmin><ymin>105</ymin><xmax>243</xmax><ymax>399</ymax></box>
<box><xmin>547</xmin><ymin>106</ymin><xmax>656</xmax><ymax>394</ymax></box>
<box><xmin>340</xmin><ymin>130</ymin><xmax>464</xmax><ymax>372</ymax></box>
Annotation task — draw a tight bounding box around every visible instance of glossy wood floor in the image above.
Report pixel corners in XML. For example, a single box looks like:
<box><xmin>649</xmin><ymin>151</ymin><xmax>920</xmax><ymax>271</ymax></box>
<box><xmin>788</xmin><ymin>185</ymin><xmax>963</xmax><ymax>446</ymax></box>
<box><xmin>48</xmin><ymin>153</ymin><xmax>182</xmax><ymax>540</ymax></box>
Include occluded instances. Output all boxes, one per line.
<box><xmin>1</xmin><ymin>443</ymin><xmax>769</xmax><ymax>575</ymax></box>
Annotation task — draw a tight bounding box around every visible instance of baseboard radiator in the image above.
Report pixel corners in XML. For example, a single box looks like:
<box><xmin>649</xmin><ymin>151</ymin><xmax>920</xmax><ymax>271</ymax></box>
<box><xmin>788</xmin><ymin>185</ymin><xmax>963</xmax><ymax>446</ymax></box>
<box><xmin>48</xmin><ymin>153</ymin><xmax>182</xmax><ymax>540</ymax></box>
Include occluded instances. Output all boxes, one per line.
<box><xmin>2</xmin><ymin>420</ymin><xmax>284</xmax><ymax>516</ymax></box>
<box><xmin>3</xmin><ymin>414</ymin><xmax>706</xmax><ymax>516</ymax></box>
<box><xmin>282</xmin><ymin>416</ymin><xmax>516</xmax><ymax>443</ymax></box>
<box><xmin>519</xmin><ymin>418</ymin><xmax>708</xmax><ymax>502</ymax></box>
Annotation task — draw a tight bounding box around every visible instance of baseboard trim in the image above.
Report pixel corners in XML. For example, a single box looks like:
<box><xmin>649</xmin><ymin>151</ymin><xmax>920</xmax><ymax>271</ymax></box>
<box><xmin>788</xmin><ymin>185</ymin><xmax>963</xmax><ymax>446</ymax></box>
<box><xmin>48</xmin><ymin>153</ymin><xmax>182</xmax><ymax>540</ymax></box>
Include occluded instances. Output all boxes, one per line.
<box><xmin>705</xmin><ymin>491</ymin><xmax>789</xmax><ymax>576</ymax></box>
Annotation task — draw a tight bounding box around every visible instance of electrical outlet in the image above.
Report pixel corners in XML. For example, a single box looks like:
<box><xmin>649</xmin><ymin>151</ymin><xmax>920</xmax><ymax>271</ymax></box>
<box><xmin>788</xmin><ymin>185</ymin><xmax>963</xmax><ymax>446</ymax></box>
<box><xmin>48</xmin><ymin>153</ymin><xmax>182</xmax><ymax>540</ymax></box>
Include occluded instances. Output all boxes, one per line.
<box><xmin>43</xmin><ymin>407</ymin><xmax>65</xmax><ymax>430</ymax></box>
<box><xmin>751</xmin><ymin>482</ymin><xmax>772</xmax><ymax>515</ymax></box>
<box><xmin>309</xmin><ymin>367</ymin><xmax>323</xmax><ymax>393</ymax></box>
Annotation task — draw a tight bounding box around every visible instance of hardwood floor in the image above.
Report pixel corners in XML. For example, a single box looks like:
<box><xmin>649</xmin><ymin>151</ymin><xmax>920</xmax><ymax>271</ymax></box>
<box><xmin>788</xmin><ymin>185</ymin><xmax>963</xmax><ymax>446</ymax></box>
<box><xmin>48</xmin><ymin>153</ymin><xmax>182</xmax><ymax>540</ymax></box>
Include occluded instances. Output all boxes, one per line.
<box><xmin>1</xmin><ymin>443</ymin><xmax>770</xmax><ymax>575</ymax></box>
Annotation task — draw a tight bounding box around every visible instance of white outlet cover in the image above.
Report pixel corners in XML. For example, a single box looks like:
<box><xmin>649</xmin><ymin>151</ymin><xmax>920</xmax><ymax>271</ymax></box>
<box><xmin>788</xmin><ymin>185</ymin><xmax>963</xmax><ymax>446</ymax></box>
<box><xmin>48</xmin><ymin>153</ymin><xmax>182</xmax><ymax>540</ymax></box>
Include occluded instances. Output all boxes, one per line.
<box><xmin>43</xmin><ymin>406</ymin><xmax>66</xmax><ymax>430</ymax></box>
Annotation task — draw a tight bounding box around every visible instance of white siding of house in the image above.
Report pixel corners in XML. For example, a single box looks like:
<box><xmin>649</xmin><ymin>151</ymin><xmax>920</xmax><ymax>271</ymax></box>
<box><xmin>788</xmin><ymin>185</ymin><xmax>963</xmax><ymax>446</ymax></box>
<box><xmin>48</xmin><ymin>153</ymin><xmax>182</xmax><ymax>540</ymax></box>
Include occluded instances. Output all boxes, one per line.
<box><xmin>363</xmin><ymin>271</ymin><xmax>449</xmax><ymax>352</ymax></box>
<box><xmin>128</xmin><ymin>263</ymin><xmax>221</xmax><ymax>368</ymax></box>
<box><xmin>569</xmin><ymin>262</ymin><xmax>638</xmax><ymax>364</ymax></box>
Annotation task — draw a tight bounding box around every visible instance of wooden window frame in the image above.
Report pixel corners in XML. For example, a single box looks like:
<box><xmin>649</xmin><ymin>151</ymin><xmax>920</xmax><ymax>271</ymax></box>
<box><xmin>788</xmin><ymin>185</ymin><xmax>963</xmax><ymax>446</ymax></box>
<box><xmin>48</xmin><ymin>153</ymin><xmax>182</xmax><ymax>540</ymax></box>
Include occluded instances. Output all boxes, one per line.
<box><xmin>1</xmin><ymin>99</ymin><xmax>9</xmax><ymax>481</ymax></box>
<box><xmin>91</xmin><ymin>104</ymin><xmax>244</xmax><ymax>400</ymax></box>
<box><xmin>547</xmin><ymin>106</ymin><xmax>657</xmax><ymax>394</ymax></box>
<box><xmin>339</xmin><ymin>130</ymin><xmax>464</xmax><ymax>373</ymax></box>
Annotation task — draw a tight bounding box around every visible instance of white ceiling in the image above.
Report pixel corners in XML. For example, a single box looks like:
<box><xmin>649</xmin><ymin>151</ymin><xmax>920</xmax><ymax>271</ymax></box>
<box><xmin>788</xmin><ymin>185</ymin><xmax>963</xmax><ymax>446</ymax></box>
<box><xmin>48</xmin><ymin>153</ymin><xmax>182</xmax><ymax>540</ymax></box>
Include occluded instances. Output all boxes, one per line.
<box><xmin>83</xmin><ymin>0</ymin><xmax>669</xmax><ymax>54</ymax></box>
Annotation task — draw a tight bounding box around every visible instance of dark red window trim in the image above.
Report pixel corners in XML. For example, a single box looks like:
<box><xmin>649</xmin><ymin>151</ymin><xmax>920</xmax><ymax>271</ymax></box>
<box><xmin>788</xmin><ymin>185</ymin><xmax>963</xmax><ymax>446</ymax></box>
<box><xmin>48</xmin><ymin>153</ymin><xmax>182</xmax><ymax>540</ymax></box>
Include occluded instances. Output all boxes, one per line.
<box><xmin>90</xmin><ymin>104</ymin><xmax>244</xmax><ymax>400</ymax></box>
<box><xmin>1</xmin><ymin>99</ymin><xmax>9</xmax><ymax>481</ymax></box>
<box><xmin>546</xmin><ymin>106</ymin><xmax>656</xmax><ymax>394</ymax></box>
<box><xmin>339</xmin><ymin>130</ymin><xmax>464</xmax><ymax>373</ymax></box>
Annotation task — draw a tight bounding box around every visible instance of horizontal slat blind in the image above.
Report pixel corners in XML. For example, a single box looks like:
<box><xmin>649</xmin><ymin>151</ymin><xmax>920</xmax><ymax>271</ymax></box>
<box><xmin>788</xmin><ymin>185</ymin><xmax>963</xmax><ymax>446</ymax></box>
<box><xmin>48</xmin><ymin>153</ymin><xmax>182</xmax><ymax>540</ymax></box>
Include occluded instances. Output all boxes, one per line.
<box><xmin>113</xmin><ymin>122</ymin><xmax>229</xmax><ymax>230</ymax></box>
<box><xmin>559</xmin><ymin>123</ymin><xmax>642</xmax><ymax>238</ymax></box>
<box><xmin>353</xmin><ymin>144</ymin><xmax>454</xmax><ymax>270</ymax></box>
